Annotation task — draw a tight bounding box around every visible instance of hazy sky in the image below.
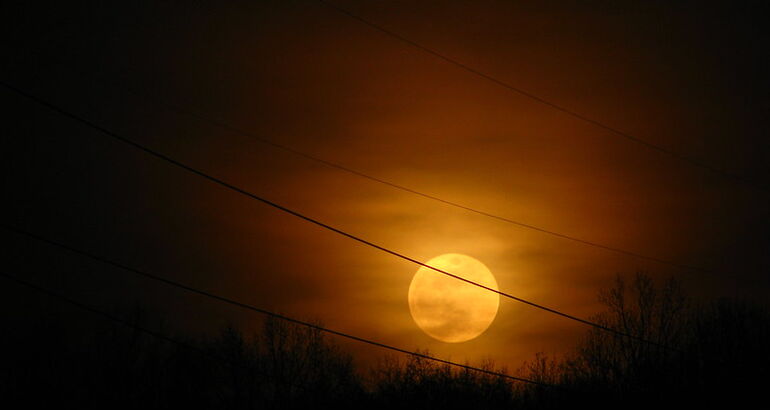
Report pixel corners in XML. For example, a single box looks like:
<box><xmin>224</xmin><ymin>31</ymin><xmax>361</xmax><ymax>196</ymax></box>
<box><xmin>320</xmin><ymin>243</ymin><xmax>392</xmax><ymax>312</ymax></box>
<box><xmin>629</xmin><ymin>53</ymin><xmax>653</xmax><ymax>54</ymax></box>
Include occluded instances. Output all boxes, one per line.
<box><xmin>3</xmin><ymin>0</ymin><xmax>769</xmax><ymax>369</ymax></box>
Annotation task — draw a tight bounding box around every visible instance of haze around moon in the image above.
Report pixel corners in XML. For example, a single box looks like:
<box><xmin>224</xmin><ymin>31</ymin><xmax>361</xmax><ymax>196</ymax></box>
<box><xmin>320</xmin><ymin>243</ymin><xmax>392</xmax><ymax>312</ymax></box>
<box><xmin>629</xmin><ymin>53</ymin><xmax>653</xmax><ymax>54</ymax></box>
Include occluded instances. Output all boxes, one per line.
<box><xmin>408</xmin><ymin>254</ymin><xmax>500</xmax><ymax>343</ymax></box>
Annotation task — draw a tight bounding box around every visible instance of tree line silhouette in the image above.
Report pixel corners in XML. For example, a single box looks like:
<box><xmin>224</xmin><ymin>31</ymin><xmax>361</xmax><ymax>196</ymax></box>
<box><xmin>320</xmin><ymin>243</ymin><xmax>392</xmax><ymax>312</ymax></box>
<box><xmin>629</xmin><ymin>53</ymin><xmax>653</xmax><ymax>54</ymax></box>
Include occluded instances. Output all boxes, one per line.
<box><xmin>2</xmin><ymin>273</ymin><xmax>768</xmax><ymax>409</ymax></box>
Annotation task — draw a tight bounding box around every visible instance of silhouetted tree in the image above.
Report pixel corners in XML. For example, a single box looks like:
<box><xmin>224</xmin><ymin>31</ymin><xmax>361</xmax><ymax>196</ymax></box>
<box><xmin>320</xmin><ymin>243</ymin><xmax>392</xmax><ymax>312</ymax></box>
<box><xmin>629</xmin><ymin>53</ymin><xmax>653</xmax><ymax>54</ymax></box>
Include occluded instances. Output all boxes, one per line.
<box><xmin>518</xmin><ymin>272</ymin><xmax>770</xmax><ymax>408</ymax></box>
<box><xmin>560</xmin><ymin>273</ymin><xmax>688</xmax><ymax>396</ymax></box>
<box><xmin>256</xmin><ymin>316</ymin><xmax>362</xmax><ymax>407</ymax></box>
<box><xmin>370</xmin><ymin>351</ymin><xmax>515</xmax><ymax>409</ymax></box>
<box><xmin>681</xmin><ymin>297</ymin><xmax>770</xmax><ymax>406</ymax></box>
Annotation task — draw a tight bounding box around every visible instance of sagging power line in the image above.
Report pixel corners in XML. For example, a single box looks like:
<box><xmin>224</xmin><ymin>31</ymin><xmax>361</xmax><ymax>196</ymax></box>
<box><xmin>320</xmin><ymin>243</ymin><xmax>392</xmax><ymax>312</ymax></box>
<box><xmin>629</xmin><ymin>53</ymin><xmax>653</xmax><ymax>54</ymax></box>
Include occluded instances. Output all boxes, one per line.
<box><xmin>315</xmin><ymin>0</ymin><xmax>768</xmax><ymax>194</ymax></box>
<box><xmin>0</xmin><ymin>270</ymin><xmax>312</xmax><ymax>393</ymax></box>
<box><xmin>157</xmin><ymin>94</ymin><xmax>713</xmax><ymax>275</ymax></box>
<box><xmin>0</xmin><ymin>228</ymin><xmax>552</xmax><ymax>388</ymax></box>
<box><xmin>9</xmin><ymin>51</ymin><xmax>719</xmax><ymax>274</ymax></box>
<box><xmin>0</xmin><ymin>80</ymin><xmax>683</xmax><ymax>355</ymax></box>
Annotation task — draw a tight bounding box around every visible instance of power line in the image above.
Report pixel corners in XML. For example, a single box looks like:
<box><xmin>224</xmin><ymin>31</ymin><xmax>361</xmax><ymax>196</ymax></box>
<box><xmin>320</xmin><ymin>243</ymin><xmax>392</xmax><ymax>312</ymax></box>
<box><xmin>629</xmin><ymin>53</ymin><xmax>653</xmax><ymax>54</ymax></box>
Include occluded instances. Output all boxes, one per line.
<box><xmin>17</xmin><ymin>61</ymin><xmax>714</xmax><ymax>274</ymax></box>
<box><xmin>314</xmin><ymin>0</ymin><xmax>769</xmax><ymax>194</ymax></box>
<box><xmin>0</xmin><ymin>272</ymin><xmax>203</xmax><ymax>353</ymax></box>
<box><xmin>0</xmin><ymin>271</ymin><xmax>330</xmax><ymax>394</ymax></box>
<box><xmin>0</xmin><ymin>80</ymin><xmax>683</xmax><ymax>355</ymax></box>
<box><xmin>0</xmin><ymin>228</ymin><xmax>552</xmax><ymax>388</ymax></box>
<box><xmin>0</xmin><ymin>270</ymin><xmax>309</xmax><ymax>390</ymax></box>
<box><xmin>7</xmin><ymin>47</ymin><xmax>718</xmax><ymax>274</ymax></box>
<box><xmin>157</xmin><ymin>94</ymin><xmax>713</xmax><ymax>275</ymax></box>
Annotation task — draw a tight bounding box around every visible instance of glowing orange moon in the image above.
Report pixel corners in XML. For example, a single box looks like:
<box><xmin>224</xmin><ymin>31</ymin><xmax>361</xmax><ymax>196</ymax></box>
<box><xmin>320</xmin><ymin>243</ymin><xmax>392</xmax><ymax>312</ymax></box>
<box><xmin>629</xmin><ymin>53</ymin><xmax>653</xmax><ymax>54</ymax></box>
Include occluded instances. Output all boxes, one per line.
<box><xmin>408</xmin><ymin>253</ymin><xmax>499</xmax><ymax>343</ymax></box>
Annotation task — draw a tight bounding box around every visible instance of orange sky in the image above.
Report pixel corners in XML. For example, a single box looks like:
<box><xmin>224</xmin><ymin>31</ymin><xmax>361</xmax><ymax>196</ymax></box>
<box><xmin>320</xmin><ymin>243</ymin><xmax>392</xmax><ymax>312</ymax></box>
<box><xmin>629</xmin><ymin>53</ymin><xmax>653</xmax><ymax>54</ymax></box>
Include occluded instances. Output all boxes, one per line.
<box><xmin>3</xmin><ymin>0</ymin><xmax>769</xmax><ymax>371</ymax></box>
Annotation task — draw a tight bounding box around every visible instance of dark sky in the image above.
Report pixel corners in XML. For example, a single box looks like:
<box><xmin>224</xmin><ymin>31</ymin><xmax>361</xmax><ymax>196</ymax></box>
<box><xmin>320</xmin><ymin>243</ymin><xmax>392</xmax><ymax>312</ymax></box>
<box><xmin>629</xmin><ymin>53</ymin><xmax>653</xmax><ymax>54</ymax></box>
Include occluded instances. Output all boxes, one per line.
<box><xmin>3</xmin><ymin>0</ymin><xmax>769</xmax><ymax>367</ymax></box>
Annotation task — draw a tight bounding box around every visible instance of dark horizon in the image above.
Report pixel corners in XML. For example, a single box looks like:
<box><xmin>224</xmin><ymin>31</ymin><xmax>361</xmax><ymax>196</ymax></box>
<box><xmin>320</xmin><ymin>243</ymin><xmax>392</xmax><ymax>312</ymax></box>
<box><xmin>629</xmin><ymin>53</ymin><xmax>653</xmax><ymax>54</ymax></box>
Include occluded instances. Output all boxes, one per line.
<box><xmin>3</xmin><ymin>270</ymin><xmax>768</xmax><ymax>409</ymax></box>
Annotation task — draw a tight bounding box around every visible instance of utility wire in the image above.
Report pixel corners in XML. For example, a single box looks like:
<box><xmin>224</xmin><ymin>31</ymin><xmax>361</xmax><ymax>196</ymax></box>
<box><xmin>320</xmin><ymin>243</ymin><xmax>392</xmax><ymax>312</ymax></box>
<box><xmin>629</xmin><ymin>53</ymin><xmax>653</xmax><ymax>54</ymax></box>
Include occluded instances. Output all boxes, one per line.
<box><xmin>8</xmin><ymin>54</ymin><xmax>717</xmax><ymax>274</ymax></box>
<box><xmin>0</xmin><ymin>271</ymin><xmax>306</xmax><ymax>390</ymax></box>
<box><xmin>0</xmin><ymin>80</ymin><xmax>684</xmax><ymax>355</ymax></box>
<box><xmin>0</xmin><ymin>228</ymin><xmax>551</xmax><ymax>388</ymax></box>
<box><xmin>158</xmin><ymin>95</ymin><xmax>713</xmax><ymax>275</ymax></box>
<box><xmin>0</xmin><ymin>272</ymin><xmax>202</xmax><ymax>353</ymax></box>
<box><xmin>18</xmin><ymin>61</ymin><xmax>714</xmax><ymax>274</ymax></box>
<box><xmin>0</xmin><ymin>270</ymin><xmax>315</xmax><ymax>393</ymax></box>
<box><xmin>315</xmin><ymin>0</ymin><xmax>768</xmax><ymax>194</ymax></box>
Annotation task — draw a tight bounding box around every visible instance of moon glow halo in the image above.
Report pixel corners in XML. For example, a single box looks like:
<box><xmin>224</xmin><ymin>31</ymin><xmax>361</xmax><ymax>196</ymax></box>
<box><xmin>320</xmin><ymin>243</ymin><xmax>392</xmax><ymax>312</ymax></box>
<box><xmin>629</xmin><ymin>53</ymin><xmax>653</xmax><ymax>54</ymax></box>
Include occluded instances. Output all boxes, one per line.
<box><xmin>408</xmin><ymin>254</ymin><xmax>500</xmax><ymax>343</ymax></box>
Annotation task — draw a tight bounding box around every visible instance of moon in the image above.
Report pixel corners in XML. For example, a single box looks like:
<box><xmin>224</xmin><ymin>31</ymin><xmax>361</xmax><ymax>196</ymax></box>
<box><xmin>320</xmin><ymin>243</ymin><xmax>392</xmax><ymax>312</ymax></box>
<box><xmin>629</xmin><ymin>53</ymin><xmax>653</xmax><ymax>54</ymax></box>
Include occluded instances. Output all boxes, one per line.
<box><xmin>408</xmin><ymin>253</ymin><xmax>500</xmax><ymax>343</ymax></box>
